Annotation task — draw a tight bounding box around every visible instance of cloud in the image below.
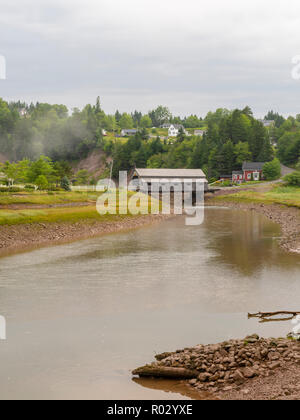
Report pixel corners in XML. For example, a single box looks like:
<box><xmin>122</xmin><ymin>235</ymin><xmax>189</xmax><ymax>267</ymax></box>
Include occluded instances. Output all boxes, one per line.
<box><xmin>1</xmin><ymin>0</ymin><xmax>300</xmax><ymax>116</ymax></box>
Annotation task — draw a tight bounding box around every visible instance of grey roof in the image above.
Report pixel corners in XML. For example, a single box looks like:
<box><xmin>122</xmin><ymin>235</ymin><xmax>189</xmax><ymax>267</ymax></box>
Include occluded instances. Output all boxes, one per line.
<box><xmin>232</xmin><ymin>171</ymin><xmax>243</xmax><ymax>175</ymax></box>
<box><xmin>122</xmin><ymin>129</ymin><xmax>138</xmax><ymax>133</ymax></box>
<box><xmin>242</xmin><ymin>162</ymin><xmax>265</xmax><ymax>171</ymax></box>
<box><xmin>169</xmin><ymin>124</ymin><xmax>184</xmax><ymax>129</ymax></box>
<box><xmin>135</xmin><ymin>168</ymin><xmax>207</xmax><ymax>179</ymax></box>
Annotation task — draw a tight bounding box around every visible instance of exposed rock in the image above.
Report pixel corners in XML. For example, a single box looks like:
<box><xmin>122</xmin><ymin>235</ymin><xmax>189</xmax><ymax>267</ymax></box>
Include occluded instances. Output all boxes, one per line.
<box><xmin>233</xmin><ymin>370</ymin><xmax>245</xmax><ymax>385</ymax></box>
<box><xmin>133</xmin><ymin>335</ymin><xmax>300</xmax><ymax>397</ymax></box>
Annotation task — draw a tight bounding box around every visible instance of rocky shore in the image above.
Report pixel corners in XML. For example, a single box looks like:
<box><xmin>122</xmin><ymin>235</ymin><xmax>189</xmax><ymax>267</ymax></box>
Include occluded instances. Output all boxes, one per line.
<box><xmin>133</xmin><ymin>335</ymin><xmax>300</xmax><ymax>400</ymax></box>
<box><xmin>0</xmin><ymin>213</ymin><xmax>170</xmax><ymax>258</ymax></box>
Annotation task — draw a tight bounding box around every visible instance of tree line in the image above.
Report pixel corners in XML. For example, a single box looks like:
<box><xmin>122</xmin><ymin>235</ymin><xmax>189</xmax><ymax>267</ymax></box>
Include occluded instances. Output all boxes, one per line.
<box><xmin>1</xmin><ymin>96</ymin><xmax>299</xmax><ymax>183</ymax></box>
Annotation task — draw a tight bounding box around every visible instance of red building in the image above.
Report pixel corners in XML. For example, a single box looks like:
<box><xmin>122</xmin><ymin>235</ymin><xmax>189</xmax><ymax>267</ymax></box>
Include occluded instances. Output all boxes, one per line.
<box><xmin>232</xmin><ymin>162</ymin><xmax>265</xmax><ymax>183</ymax></box>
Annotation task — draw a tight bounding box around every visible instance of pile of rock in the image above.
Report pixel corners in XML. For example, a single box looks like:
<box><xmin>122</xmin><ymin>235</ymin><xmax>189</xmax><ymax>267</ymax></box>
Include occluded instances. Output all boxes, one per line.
<box><xmin>133</xmin><ymin>335</ymin><xmax>300</xmax><ymax>394</ymax></box>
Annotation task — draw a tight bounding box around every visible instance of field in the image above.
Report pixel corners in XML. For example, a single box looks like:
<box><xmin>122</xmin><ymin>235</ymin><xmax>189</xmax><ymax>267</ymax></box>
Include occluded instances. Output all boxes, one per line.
<box><xmin>0</xmin><ymin>190</ymin><xmax>158</xmax><ymax>225</ymax></box>
<box><xmin>0</xmin><ymin>191</ymin><xmax>101</xmax><ymax>206</ymax></box>
<box><xmin>215</xmin><ymin>185</ymin><xmax>300</xmax><ymax>209</ymax></box>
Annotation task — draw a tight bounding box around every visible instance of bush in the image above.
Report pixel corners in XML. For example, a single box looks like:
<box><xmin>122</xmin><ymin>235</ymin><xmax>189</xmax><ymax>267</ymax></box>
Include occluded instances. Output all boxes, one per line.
<box><xmin>24</xmin><ymin>185</ymin><xmax>35</xmax><ymax>191</ymax></box>
<box><xmin>0</xmin><ymin>187</ymin><xmax>23</xmax><ymax>193</ymax></box>
<box><xmin>60</xmin><ymin>176</ymin><xmax>71</xmax><ymax>191</ymax></box>
<box><xmin>283</xmin><ymin>171</ymin><xmax>300</xmax><ymax>186</ymax></box>
<box><xmin>47</xmin><ymin>185</ymin><xmax>63</xmax><ymax>192</ymax></box>
<box><xmin>263</xmin><ymin>158</ymin><xmax>281</xmax><ymax>180</ymax></box>
<box><xmin>35</xmin><ymin>175</ymin><xmax>49</xmax><ymax>191</ymax></box>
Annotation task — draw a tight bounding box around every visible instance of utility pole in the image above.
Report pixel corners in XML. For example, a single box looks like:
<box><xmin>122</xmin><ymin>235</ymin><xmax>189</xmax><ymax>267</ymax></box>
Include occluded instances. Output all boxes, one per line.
<box><xmin>109</xmin><ymin>159</ymin><xmax>114</xmax><ymax>190</ymax></box>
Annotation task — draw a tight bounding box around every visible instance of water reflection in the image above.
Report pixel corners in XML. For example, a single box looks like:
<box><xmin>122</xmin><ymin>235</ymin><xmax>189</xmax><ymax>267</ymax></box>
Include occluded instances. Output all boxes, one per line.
<box><xmin>0</xmin><ymin>208</ymin><xmax>299</xmax><ymax>399</ymax></box>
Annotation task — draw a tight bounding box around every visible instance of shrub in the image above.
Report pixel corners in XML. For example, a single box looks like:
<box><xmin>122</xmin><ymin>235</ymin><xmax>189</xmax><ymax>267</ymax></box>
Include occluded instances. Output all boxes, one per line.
<box><xmin>35</xmin><ymin>175</ymin><xmax>49</xmax><ymax>190</ymax></box>
<box><xmin>263</xmin><ymin>158</ymin><xmax>281</xmax><ymax>180</ymax></box>
<box><xmin>60</xmin><ymin>176</ymin><xmax>71</xmax><ymax>191</ymax></box>
<box><xmin>0</xmin><ymin>187</ymin><xmax>23</xmax><ymax>193</ymax></box>
<box><xmin>283</xmin><ymin>171</ymin><xmax>300</xmax><ymax>186</ymax></box>
<box><xmin>24</xmin><ymin>185</ymin><xmax>35</xmax><ymax>190</ymax></box>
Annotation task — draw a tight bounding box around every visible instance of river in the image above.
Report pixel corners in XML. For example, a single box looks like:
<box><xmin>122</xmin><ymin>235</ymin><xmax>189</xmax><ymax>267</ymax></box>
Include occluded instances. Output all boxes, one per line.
<box><xmin>0</xmin><ymin>208</ymin><xmax>299</xmax><ymax>400</ymax></box>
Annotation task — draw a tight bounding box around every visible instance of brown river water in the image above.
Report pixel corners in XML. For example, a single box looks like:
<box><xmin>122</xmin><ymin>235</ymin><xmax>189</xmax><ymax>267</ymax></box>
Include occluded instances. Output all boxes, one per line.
<box><xmin>0</xmin><ymin>207</ymin><xmax>299</xmax><ymax>400</ymax></box>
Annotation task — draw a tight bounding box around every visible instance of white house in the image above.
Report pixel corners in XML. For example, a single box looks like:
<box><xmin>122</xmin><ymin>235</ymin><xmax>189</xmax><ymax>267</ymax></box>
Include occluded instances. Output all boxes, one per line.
<box><xmin>258</xmin><ymin>119</ymin><xmax>275</xmax><ymax>128</ymax></box>
<box><xmin>168</xmin><ymin>124</ymin><xmax>187</xmax><ymax>137</ymax></box>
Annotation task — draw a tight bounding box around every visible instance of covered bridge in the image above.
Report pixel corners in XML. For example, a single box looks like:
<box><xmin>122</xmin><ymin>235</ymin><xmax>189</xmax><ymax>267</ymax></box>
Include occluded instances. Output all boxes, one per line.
<box><xmin>130</xmin><ymin>168</ymin><xmax>208</xmax><ymax>193</ymax></box>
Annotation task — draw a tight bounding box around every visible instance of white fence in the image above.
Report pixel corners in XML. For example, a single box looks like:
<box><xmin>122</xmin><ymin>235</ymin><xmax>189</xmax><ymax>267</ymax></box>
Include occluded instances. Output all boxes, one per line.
<box><xmin>71</xmin><ymin>185</ymin><xmax>98</xmax><ymax>192</ymax></box>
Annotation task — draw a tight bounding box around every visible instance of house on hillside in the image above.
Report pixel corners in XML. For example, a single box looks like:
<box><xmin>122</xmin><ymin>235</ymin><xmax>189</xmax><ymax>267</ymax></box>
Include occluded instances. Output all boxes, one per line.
<box><xmin>121</xmin><ymin>129</ymin><xmax>139</xmax><ymax>137</ymax></box>
<box><xmin>19</xmin><ymin>108</ymin><xmax>28</xmax><ymax>118</ymax></box>
<box><xmin>232</xmin><ymin>162</ymin><xmax>265</xmax><ymax>183</ymax></box>
<box><xmin>258</xmin><ymin>119</ymin><xmax>275</xmax><ymax>128</ymax></box>
<box><xmin>194</xmin><ymin>130</ymin><xmax>207</xmax><ymax>136</ymax></box>
<box><xmin>168</xmin><ymin>124</ymin><xmax>188</xmax><ymax>137</ymax></box>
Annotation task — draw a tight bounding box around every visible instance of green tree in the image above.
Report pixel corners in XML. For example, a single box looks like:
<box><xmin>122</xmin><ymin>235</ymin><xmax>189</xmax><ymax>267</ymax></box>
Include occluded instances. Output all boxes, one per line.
<box><xmin>119</xmin><ymin>113</ymin><xmax>134</xmax><ymax>129</ymax></box>
<box><xmin>27</xmin><ymin>156</ymin><xmax>54</xmax><ymax>183</ymax></box>
<box><xmin>234</xmin><ymin>142</ymin><xmax>252</xmax><ymax>166</ymax></box>
<box><xmin>263</xmin><ymin>158</ymin><xmax>281</xmax><ymax>180</ymax></box>
<box><xmin>284</xmin><ymin>171</ymin><xmax>300</xmax><ymax>186</ymax></box>
<box><xmin>140</xmin><ymin>115</ymin><xmax>152</xmax><ymax>128</ymax></box>
<box><xmin>75</xmin><ymin>169</ymin><xmax>90</xmax><ymax>185</ymax></box>
<box><xmin>177</xmin><ymin>127</ymin><xmax>186</xmax><ymax>143</ymax></box>
<box><xmin>35</xmin><ymin>175</ymin><xmax>49</xmax><ymax>190</ymax></box>
<box><xmin>60</xmin><ymin>176</ymin><xmax>71</xmax><ymax>191</ymax></box>
<box><xmin>148</xmin><ymin>106</ymin><xmax>171</xmax><ymax>127</ymax></box>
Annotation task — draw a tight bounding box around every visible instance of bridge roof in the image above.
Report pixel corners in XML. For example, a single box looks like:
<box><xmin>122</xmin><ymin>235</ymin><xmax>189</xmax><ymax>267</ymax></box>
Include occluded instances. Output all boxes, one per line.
<box><xmin>135</xmin><ymin>168</ymin><xmax>207</xmax><ymax>179</ymax></box>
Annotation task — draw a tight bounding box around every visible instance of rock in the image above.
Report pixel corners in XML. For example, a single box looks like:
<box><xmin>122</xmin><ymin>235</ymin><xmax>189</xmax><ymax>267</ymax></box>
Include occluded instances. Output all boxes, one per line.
<box><xmin>210</xmin><ymin>373</ymin><xmax>220</xmax><ymax>382</ymax></box>
<box><xmin>223</xmin><ymin>386</ymin><xmax>233</xmax><ymax>391</ymax></box>
<box><xmin>233</xmin><ymin>370</ymin><xmax>245</xmax><ymax>385</ymax></box>
<box><xmin>189</xmin><ymin>379</ymin><xmax>198</xmax><ymax>385</ymax></box>
<box><xmin>269</xmin><ymin>361</ymin><xmax>281</xmax><ymax>370</ymax></box>
<box><xmin>243</xmin><ymin>367</ymin><xmax>256</xmax><ymax>378</ymax></box>
<box><xmin>242</xmin><ymin>389</ymin><xmax>250</xmax><ymax>395</ymax></box>
<box><xmin>198</xmin><ymin>373</ymin><xmax>212</xmax><ymax>383</ymax></box>
<box><xmin>245</xmin><ymin>334</ymin><xmax>259</xmax><ymax>343</ymax></box>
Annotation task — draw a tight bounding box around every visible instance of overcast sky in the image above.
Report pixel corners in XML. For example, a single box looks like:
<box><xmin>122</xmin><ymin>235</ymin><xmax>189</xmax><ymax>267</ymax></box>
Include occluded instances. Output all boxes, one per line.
<box><xmin>1</xmin><ymin>0</ymin><xmax>300</xmax><ymax>117</ymax></box>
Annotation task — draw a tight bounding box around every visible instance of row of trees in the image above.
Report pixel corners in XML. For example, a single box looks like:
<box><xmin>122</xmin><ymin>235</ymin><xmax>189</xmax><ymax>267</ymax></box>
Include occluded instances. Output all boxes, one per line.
<box><xmin>112</xmin><ymin>108</ymin><xmax>274</xmax><ymax>181</ymax></box>
<box><xmin>2</xmin><ymin>97</ymin><xmax>299</xmax><ymax>184</ymax></box>
<box><xmin>0</xmin><ymin>98</ymin><xmax>207</xmax><ymax>163</ymax></box>
<box><xmin>0</xmin><ymin>157</ymin><xmax>73</xmax><ymax>190</ymax></box>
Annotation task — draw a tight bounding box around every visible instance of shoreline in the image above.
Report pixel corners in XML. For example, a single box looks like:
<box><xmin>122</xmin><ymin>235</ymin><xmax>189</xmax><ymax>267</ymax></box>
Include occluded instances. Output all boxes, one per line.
<box><xmin>133</xmin><ymin>335</ymin><xmax>300</xmax><ymax>400</ymax></box>
<box><xmin>207</xmin><ymin>195</ymin><xmax>300</xmax><ymax>254</ymax></box>
<box><xmin>0</xmin><ymin>213</ymin><xmax>171</xmax><ymax>258</ymax></box>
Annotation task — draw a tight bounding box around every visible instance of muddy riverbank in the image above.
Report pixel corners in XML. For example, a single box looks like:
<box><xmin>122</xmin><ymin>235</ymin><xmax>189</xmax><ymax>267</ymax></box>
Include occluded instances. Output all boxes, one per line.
<box><xmin>133</xmin><ymin>335</ymin><xmax>300</xmax><ymax>400</ymax></box>
<box><xmin>0</xmin><ymin>213</ymin><xmax>170</xmax><ymax>258</ymax></box>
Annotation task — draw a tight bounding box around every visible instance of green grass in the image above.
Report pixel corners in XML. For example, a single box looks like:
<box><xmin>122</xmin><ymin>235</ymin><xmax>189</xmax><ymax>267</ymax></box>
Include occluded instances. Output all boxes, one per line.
<box><xmin>0</xmin><ymin>206</ymin><xmax>127</xmax><ymax>226</ymax></box>
<box><xmin>0</xmin><ymin>191</ymin><xmax>160</xmax><ymax>225</ymax></box>
<box><xmin>215</xmin><ymin>185</ymin><xmax>300</xmax><ymax>208</ymax></box>
<box><xmin>0</xmin><ymin>191</ymin><xmax>102</xmax><ymax>206</ymax></box>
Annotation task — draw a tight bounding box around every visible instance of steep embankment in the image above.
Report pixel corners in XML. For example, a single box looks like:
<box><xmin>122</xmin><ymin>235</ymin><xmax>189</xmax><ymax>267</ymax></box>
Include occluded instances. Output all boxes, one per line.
<box><xmin>73</xmin><ymin>149</ymin><xmax>112</xmax><ymax>180</ymax></box>
<box><xmin>0</xmin><ymin>152</ymin><xmax>9</xmax><ymax>163</ymax></box>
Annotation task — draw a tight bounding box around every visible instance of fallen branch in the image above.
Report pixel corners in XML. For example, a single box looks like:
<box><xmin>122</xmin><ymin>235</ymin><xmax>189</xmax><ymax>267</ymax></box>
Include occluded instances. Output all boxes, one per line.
<box><xmin>132</xmin><ymin>365</ymin><xmax>198</xmax><ymax>379</ymax></box>
<box><xmin>248</xmin><ymin>311</ymin><xmax>300</xmax><ymax>320</ymax></box>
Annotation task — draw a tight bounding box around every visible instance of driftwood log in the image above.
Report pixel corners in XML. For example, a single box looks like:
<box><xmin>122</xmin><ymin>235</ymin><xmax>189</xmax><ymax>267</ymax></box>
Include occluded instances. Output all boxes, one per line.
<box><xmin>132</xmin><ymin>365</ymin><xmax>198</xmax><ymax>379</ymax></box>
<box><xmin>248</xmin><ymin>311</ymin><xmax>300</xmax><ymax>323</ymax></box>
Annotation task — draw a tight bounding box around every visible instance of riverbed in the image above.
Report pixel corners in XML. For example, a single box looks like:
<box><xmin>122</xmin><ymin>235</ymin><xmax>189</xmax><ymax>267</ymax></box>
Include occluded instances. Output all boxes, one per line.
<box><xmin>0</xmin><ymin>208</ymin><xmax>299</xmax><ymax>400</ymax></box>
